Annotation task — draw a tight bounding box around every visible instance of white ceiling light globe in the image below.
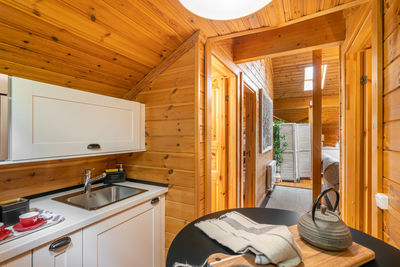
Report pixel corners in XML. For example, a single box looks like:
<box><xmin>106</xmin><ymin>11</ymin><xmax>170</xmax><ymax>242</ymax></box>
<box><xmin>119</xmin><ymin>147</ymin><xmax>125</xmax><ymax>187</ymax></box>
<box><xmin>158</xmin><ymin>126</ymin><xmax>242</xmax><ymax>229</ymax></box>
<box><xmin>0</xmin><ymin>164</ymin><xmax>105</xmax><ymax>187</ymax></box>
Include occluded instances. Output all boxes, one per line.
<box><xmin>179</xmin><ymin>0</ymin><xmax>272</xmax><ymax>20</ymax></box>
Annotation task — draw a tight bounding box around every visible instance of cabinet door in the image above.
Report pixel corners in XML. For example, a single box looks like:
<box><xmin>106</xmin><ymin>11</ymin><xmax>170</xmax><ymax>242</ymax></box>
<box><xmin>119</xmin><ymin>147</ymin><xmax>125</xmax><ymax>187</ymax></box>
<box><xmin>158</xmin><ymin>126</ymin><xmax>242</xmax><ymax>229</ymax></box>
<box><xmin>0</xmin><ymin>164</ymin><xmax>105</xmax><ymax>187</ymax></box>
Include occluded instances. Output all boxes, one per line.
<box><xmin>10</xmin><ymin>77</ymin><xmax>145</xmax><ymax>160</ymax></box>
<box><xmin>83</xmin><ymin>196</ymin><xmax>164</xmax><ymax>267</ymax></box>
<box><xmin>32</xmin><ymin>230</ymin><xmax>82</xmax><ymax>267</ymax></box>
<box><xmin>0</xmin><ymin>252</ymin><xmax>31</xmax><ymax>267</ymax></box>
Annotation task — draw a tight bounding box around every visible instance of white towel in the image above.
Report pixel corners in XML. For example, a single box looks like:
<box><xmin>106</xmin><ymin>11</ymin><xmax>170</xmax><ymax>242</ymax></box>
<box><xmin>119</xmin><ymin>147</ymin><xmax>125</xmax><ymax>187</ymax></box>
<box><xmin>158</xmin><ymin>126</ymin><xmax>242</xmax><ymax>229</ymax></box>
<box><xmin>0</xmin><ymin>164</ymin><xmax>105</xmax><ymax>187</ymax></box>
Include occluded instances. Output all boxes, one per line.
<box><xmin>195</xmin><ymin>211</ymin><xmax>302</xmax><ymax>267</ymax></box>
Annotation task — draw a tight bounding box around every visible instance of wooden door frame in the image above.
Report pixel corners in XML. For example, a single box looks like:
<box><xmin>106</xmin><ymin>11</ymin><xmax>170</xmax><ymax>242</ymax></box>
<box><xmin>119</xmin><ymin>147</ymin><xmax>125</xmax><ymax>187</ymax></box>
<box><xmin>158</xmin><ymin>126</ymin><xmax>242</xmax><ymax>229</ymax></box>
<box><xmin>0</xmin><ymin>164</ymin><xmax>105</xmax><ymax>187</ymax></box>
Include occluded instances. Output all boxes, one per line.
<box><xmin>205</xmin><ymin>45</ymin><xmax>241</xmax><ymax>213</ymax></box>
<box><xmin>340</xmin><ymin>0</ymin><xmax>383</xmax><ymax>237</ymax></box>
<box><xmin>241</xmin><ymin>83</ymin><xmax>257</xmax><ymax>207</ymax></box>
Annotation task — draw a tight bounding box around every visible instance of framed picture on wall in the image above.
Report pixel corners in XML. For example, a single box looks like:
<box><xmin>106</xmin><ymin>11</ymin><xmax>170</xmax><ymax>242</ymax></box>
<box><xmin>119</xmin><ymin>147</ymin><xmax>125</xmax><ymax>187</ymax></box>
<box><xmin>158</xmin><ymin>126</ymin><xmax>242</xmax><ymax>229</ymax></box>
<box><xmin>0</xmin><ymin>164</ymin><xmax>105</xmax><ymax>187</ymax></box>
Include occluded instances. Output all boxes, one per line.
<box><xmin>259</xmin><ymin>88</ymin><xmax>273</xmax><ymax>153</ymax></box>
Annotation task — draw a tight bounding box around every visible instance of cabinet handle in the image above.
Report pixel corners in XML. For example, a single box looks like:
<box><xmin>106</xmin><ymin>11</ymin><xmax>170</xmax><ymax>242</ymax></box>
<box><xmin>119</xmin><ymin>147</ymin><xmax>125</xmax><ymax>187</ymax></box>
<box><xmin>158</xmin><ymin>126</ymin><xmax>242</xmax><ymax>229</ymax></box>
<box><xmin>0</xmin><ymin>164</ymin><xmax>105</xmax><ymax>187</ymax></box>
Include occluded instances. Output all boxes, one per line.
<box><xmin>87</xmin><ymin>143</ymin><xmax>101</xmax><ymax>149</ymax></box>
<box><xmin>49</xmin><ymin>237</ymin><xmax>71</xmax><ymax>252</ymax></box>
<box><xmin>151</xmin><ymin>197</ymin><xmax>159</xmax><ymax>204</ymax></box>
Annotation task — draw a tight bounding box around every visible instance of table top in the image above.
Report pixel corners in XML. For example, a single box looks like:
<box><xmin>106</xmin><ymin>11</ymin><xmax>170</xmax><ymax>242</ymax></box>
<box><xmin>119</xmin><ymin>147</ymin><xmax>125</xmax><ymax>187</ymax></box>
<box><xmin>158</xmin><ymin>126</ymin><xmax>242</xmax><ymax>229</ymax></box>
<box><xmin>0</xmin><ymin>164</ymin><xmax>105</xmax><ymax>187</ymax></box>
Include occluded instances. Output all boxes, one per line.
<box><xmin>166</xmin><ymin>208</ymin><xmax>400</xmax><ymax>267</ymax></box>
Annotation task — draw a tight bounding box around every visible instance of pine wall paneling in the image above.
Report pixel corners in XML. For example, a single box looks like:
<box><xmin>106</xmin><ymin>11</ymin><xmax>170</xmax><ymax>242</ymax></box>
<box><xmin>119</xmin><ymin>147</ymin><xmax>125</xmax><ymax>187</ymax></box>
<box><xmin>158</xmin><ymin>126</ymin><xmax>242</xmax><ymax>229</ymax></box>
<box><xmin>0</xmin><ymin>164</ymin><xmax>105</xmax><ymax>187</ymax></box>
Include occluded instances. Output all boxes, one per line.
<box><xmin>382</xmin><ymin>0</ymin><xmax>400</xmax><ymax>249</ymax></box>
<box><xmin>0</xmin><ymin>154</ymin><xmax>123</xmax><ymax>202</ymax></box>
<box><xmin>118</xmin><ymin>40</ymin><xmax>205</xmax><ymax>253</ymax></box>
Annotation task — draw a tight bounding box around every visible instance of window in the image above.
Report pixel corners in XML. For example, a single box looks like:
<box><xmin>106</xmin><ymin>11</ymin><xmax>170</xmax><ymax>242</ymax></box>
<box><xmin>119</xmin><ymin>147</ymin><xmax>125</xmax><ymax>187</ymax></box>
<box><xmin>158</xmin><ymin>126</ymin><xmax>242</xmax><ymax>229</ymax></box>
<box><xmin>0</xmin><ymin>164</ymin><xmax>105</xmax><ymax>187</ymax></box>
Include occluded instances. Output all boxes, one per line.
<box><xmin>304</xmin><ymin>65</ymin><xmax>327</xmax><ymax>91</ymax></box>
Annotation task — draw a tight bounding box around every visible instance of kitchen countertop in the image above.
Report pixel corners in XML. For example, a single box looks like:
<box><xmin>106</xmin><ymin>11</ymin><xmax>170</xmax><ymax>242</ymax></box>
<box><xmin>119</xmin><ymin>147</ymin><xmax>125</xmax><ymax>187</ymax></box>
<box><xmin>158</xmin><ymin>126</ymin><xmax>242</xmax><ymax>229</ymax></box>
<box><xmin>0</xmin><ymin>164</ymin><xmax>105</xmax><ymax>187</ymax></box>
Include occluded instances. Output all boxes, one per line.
<box><xmin>0</xmin><ymin>181</ymin><xmax>168</xmax><ymax>262</ymax></box>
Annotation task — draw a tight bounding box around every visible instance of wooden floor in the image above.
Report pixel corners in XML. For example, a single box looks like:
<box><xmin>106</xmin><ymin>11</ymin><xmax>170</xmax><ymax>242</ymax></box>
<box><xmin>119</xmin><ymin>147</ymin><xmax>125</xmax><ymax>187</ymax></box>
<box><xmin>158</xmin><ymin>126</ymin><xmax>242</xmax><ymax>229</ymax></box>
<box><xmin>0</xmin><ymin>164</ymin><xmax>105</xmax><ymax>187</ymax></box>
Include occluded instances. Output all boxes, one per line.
<box><xmin>275</xmin><ymin>178</ymin><xmax>313</xmax><ymax>189</ymax></box>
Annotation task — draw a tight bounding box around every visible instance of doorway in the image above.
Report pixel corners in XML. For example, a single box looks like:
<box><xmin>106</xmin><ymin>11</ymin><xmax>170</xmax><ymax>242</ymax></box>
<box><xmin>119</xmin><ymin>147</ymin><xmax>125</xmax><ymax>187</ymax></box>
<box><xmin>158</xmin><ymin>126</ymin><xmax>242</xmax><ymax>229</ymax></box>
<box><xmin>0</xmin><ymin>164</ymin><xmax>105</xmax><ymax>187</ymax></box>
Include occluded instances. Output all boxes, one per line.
<box><xmin>210</xmin><ymin>56</ymin><xmax>238</xmax><ymax>212</ymax></box>
<box><xmin>241</xmin><ymin>85</ymin><xmax>256</xmax><ymax>207</ymax></box>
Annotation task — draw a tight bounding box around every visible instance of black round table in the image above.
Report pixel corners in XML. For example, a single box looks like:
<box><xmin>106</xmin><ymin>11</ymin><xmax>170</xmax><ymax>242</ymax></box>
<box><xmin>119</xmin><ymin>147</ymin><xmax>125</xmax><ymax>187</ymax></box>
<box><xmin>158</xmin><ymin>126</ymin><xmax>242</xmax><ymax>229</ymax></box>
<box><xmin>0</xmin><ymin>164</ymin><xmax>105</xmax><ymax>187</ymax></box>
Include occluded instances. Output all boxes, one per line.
<box><xmin>167</xmin><ymin>208</ymin><xmax>400</xmax><ymax>266</ymax></box>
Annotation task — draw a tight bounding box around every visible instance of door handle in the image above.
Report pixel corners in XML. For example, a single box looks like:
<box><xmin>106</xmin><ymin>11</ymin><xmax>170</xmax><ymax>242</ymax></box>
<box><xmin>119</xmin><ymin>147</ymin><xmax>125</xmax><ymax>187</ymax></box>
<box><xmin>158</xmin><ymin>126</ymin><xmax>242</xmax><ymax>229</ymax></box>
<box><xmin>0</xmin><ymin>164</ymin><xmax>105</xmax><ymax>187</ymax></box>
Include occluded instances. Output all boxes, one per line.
<box><xmin>87</xmin><ymin>144</ymin><xmax>101</xmax><ymax>149</ymax></box>
<box><xmin>151</xmin><ymin>197</ymin><xmax>160</xmax><ymax>204</ymax></box>
<box><xmin>49</xmin><ymin>237</ymin><xmax>71</xmax><ymax>252</ymax></box>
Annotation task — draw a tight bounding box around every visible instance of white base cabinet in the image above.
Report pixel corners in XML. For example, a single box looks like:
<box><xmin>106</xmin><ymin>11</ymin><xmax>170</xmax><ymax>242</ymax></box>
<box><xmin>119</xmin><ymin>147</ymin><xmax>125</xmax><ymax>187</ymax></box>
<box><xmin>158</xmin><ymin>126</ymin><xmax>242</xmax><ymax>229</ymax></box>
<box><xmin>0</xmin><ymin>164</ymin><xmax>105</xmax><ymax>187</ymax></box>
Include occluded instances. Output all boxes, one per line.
<box><xmin>32</xmin><ymin>230</ymin><xmax>82</xmax><ymax>267</ymax></box>
<box><xmin>10</xmin><ymin>77</ymin><xmax>145</xmax><ymax>161</ymax></box>
<box><xmin>0</xmin><ymin>195</ymin><xmax>165</xmax><ymax>267</ymax></box>
<box><xmin>83</xmin><ymin>196</ymin><xmax>165</xmax><ymax>267</ymax></box>
<box><xmin>0</xmin><ymin>252</ymin><xmax>31</xmax><ymax>267</ymax></box>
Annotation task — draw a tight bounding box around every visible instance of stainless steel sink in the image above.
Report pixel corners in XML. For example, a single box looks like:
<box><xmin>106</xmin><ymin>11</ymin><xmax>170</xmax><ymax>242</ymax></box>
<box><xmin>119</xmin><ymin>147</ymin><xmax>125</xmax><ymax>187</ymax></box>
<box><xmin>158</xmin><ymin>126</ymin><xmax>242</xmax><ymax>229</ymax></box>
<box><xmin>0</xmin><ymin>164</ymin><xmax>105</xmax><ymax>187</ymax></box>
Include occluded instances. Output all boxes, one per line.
<box><xmin>53</xmin><ymin>185</ymin><xmax>147</xmax><ymax>210</ymax></box>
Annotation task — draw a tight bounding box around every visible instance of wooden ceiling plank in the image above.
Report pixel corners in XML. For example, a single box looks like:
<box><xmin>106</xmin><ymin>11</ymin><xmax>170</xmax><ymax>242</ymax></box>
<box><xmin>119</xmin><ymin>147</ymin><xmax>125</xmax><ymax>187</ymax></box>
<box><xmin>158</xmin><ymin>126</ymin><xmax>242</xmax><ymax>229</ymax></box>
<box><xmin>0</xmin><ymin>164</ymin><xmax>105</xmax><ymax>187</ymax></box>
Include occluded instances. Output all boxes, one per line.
<box><xmin>0</xmin><ymin>42</ymin><xmax>134</xmax><ymax>89</ymax></box>
<box><xmin>0</xmin><ymin>21</ymin><xmax>147</xmax><ymax>87</ymax></box>
<box><xmin>71</xmin><ymin>0</ymin><xmax>181</xmax><ymax>52</ymax></box>
<box><xmin>3</xmin><ymin>0</ymin><xmax>164</xmax><ymax>67</ymax></box>
<box><xmin>208</xmin><ymin>0</ymin><xmax>368</xmax><ymax>43</ymax></box>
<box><xmin>103</xmin><ymin>0</ymin><xmax>185</xmax><ymax>43</ymax></box>
<box><xmin>0</xmin><ymin>3</ymin><xmax>151</xmax><ymax>77</ymax></box>
<box><xmin>155</xmin><ymin>0</ymin><xmax>218</xmax><ymax>37</ymax></box>
<box><xmin>274</xmin><ymin>95</ymin><xmax>340</xmax><ymax>110</ymax></box>
<box><xmin>123</xmin><ymin>31</ymin><xmax>200</xmax><ymax>100</ymax></box>
<box><xmin>232</xmin><ymin>12</ymin><xmax>346</xmax><ymax>63</ymax></box>
<box><xmin>0</xmin><ymin>58</ymin><xmax>128</xmax><ymax>97</ymax></box>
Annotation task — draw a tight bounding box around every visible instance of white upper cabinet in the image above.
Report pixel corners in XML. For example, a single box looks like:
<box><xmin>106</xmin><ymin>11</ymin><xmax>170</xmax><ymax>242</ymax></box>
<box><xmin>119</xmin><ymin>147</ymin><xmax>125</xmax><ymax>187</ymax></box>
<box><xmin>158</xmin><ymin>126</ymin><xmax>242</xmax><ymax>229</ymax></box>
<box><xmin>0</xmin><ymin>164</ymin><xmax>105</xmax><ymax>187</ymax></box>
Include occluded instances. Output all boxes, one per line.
<box><xmin>9</xmin><ymin>77</ymin><xmax>145</xmax><ymax>161</ymax></box>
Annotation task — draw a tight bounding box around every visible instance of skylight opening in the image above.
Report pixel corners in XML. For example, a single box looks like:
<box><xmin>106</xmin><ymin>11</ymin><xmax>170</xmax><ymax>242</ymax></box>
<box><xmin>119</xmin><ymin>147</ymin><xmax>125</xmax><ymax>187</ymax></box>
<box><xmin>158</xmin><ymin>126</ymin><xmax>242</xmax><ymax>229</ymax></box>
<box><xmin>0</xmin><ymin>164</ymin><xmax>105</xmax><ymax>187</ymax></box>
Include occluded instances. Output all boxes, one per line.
<box><xmin>304</xmin><ymin>65</ymin><xmax>327</xmax><ymax>91</ymax></box>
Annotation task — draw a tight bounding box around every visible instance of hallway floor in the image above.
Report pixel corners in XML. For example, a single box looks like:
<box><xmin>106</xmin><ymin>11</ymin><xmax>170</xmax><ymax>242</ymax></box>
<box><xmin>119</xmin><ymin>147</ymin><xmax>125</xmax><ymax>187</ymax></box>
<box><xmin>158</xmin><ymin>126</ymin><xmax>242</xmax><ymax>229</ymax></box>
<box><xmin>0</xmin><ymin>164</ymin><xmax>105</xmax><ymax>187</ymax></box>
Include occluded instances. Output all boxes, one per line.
<box><xmin>264</xmin><ymin>185</ymin><xmax>312</xmax><ymax>213</ymax></box>
<box><xmin>275</xmin><ymin>178</ymin><xmax>313</xmax><ymax>189</ymax></box>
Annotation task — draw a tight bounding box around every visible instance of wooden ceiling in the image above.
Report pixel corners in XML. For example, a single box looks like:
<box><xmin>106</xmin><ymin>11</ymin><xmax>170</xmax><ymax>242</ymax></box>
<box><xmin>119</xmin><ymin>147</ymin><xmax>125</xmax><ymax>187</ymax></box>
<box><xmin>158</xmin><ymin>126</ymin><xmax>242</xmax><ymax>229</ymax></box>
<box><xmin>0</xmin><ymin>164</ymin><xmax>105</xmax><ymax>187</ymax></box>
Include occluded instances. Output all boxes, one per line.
<box><xmin>0</xmin><ymin>0</ymin><xmax>365</xmax><ymax>98</ymax></box>
<box><xmin>271</xmin><ymin>46</ymin><xmax>340</xmax><ymax>146</ymax></box>
<box><xmin>272</xmin><ymin>46</ymin><xmax>340</xmax><ymax>99</ymax></box>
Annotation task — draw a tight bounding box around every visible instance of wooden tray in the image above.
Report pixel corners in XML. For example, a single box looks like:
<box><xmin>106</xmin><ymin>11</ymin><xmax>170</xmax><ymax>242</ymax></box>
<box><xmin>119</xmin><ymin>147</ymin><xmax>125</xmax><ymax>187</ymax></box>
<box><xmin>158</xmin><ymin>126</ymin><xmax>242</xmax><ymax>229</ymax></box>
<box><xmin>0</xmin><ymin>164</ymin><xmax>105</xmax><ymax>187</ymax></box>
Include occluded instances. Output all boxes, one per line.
<box><xmin>207</xmin><ymin>225</ymin><xmax>375</xmax><ymax>267</ymax></box>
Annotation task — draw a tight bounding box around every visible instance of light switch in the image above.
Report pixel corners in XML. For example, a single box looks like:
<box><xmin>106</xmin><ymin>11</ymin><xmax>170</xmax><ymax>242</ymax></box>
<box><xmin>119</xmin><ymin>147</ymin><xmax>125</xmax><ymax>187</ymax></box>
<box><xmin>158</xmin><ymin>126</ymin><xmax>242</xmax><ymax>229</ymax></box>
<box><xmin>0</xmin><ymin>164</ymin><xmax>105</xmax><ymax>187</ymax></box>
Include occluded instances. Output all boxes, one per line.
<box><xmin>375</xmin><ymin>193</ymin><xmax>389</xmax><ymax>210</ymax></box>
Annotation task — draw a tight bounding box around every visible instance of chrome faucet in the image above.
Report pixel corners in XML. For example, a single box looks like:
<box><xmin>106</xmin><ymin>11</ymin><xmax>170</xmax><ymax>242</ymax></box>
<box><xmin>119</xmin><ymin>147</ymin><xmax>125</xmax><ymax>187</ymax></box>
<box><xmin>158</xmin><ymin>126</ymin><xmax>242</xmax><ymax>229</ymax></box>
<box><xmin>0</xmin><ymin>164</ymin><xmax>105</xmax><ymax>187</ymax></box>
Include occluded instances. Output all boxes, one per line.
<box><xmin>83</xmin><ymin>168</ymin><xmax>106</xmax><ymax>194</ymax></box>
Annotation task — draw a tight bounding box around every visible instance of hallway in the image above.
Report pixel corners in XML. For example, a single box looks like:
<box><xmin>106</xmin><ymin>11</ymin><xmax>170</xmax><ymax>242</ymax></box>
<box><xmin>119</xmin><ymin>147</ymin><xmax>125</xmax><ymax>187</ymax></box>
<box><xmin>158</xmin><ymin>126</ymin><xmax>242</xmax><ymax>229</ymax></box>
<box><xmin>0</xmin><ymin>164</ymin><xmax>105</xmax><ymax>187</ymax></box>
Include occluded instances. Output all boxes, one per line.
<box><xmin>264</xmin><ymin>185</ymin><xmax>312</xmax><ymax>213</ymax></box>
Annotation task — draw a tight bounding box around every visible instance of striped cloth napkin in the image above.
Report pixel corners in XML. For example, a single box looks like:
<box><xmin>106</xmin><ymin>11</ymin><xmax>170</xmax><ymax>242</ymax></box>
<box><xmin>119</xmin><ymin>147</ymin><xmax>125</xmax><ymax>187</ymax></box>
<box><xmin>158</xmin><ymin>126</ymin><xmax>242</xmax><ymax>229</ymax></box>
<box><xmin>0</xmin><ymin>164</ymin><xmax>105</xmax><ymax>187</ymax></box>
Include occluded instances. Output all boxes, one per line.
<box><xmin>195</xmin><ymin>211</ymin><xmax>302</xmax><ymax>267</ymax></box>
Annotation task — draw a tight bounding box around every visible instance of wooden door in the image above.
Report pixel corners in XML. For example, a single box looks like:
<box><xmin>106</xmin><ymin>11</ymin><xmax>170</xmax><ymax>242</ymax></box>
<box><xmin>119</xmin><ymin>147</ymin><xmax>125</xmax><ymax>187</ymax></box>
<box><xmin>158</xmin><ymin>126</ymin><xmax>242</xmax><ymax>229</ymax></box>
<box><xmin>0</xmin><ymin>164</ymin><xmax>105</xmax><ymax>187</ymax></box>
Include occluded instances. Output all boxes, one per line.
<box><xmin>82</xmin><ymin>197</ymin><xmax>164</xmax><ymax>267</ymax></box>
<box><xmin>211</xmin><ymin>77</ymin><xmax>228</xmax><ymax>212</ymax></box>
<box><xmin>243</xmin><ymin>87</ymin><xmax>256</xmax><ymax>207</ymax></box>
<box><xmin>33</xmin><ymin>231</ymin><xmax>82</xmax><ymax>267</ymax></box>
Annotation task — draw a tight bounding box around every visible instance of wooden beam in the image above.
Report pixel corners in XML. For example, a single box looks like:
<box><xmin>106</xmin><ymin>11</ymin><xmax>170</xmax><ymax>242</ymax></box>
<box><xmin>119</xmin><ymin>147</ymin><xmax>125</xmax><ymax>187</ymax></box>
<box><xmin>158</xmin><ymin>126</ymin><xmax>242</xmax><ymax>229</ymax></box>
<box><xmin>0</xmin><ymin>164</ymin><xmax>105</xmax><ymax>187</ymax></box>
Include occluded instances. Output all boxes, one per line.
<box><xmin>123</xmin><ymin>31</ymin><xmax>200</xmax><ymax>99</ymax></box>
<box><xmin>232</xmin><ymin>12</ymin><xmax>346</xmax><ymax>63</ymax></box>
<box><xmin>370</xmin><ymin>0</ymin><xmax>384</xmax><ymax>239</ymax></box>
<box><xmin>207</xmin><ymin>0</ymin><xmax>369</xmax><ymax>43</ymax></box>
<box><xmin>274</xmin><ymin>95</ymin><xmax>339</xmax><ymax>110</ymax></box>
<box><xmin>312</xmin><ymin>50</ymin><xmax>322</xmax><ymax>202</ymax></box>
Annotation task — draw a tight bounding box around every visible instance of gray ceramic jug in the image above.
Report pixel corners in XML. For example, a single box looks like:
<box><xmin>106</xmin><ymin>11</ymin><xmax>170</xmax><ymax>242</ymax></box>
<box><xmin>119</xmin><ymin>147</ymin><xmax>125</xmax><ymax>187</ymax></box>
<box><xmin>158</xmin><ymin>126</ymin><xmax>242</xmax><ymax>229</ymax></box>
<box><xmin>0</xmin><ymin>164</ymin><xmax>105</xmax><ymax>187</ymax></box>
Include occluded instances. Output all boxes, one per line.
<box><xmin>297</xmin><ymin>188</ymin><xmax>352</xmax><ymax>251</ymax></box>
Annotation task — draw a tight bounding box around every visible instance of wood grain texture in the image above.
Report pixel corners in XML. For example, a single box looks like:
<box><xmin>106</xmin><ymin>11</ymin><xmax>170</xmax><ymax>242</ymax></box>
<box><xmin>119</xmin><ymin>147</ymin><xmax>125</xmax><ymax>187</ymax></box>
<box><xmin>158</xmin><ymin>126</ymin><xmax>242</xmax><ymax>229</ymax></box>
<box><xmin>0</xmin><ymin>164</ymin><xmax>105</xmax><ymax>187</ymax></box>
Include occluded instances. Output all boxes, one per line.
<box><xmin>213</xmin><ymin>41</ymin><xmax>274</xmax><ymax>207</ymax></box>
<box><xmin>0</xmin><ymin>154</ymin><xmax>123</xmax><ymax>202</ymax></box>
<box><xmin>123</xmin><ymin>31</ymin><xmax>200</xmax><ymax>99</ymax></box>
<box><xmin>232</xmin><ymin>12</ymin><xmax>346</xmax><ymax>63</ymax></box>
<box><xmin>383</xmin><ymin>151</ymin><xmax>400</xmax><ymax>185</ymax></box>
<box><xmin>312</xmin><ymin>50</ymin><xmax>322</xmax><ymax>202</ymax></box>
<box><xmin>383</xmin><ymin>0</ymin><xmax>400</xmax><ymax>246</ymax></box>
<box><xmin>207</xmin><ymin>225</ymin><xmax>375</xmax><ymax>267</ymax></box>
<box><xmin>119</xmin><ymin>40</ymin><xmax>205</xmax><ymax>252</ymax></box>
<box><xmin>0</xmin><ymin>0</ymin><xmax>364</xmax><ymax>98</ymax></box>
<box><xmin>272</xmin><ymin>46</ymin><xmax>340</xmax><ymax>146</ymax></box>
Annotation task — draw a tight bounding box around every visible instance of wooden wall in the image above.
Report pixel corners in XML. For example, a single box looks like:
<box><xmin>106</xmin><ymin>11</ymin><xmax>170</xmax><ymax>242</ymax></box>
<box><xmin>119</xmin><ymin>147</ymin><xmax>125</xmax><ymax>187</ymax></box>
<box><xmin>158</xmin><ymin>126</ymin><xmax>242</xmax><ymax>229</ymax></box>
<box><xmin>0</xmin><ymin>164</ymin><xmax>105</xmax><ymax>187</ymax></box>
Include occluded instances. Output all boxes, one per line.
<box><xmin>272</xmin><ymin>47</ymin><xmax>340</xmax><ymax>147</ymax></box>
<box><xmin>118</xmin><ymin>41</ymin><xmax>205</xmax><ymax>253</ymax></box>
<box><xmin>382</xmin><ymin>0</ymin><xmax>400</xmax><ymax>249</ymax></box>
<box><xmin>213</xmin><ymin>39</ymin><xmax>274</xmax><ymax>207</ymax></box>
<box><xmin>239</xmin><ymin>59</ymin><xmax>274</xmax><ymax>206</ymax></box>
<box><xmin>0</xmin><ymin>154</ymin><xmax>121</xmax><ymax>202</ymax></box>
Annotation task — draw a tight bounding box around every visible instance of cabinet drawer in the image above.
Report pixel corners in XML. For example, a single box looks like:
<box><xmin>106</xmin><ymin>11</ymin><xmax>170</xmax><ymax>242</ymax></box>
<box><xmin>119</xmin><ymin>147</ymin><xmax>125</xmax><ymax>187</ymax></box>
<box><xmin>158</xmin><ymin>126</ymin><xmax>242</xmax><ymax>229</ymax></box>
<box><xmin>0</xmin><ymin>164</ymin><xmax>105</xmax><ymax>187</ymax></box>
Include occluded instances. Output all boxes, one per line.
<box><xmin>32</xmin><ymin>230</ymin><xmax>82</xmax><ymax>267</ymax></box>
